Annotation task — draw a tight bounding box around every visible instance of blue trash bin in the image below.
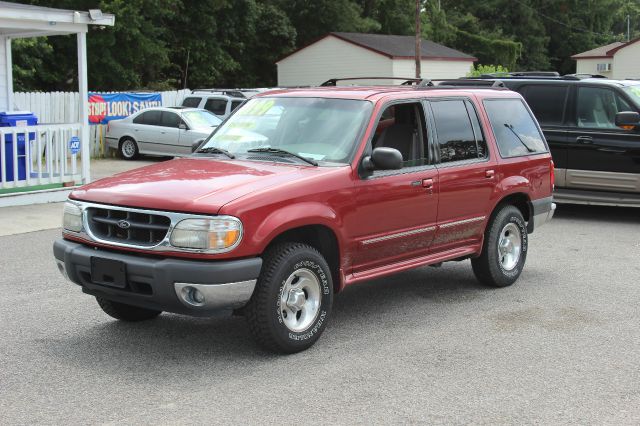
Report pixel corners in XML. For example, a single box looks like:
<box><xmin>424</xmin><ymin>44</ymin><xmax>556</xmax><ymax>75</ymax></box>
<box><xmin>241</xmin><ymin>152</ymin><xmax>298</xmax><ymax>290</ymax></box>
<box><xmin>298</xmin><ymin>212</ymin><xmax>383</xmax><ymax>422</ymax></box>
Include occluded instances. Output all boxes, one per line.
<box><xmin>0</xmin><ymin>111</ymin><xmax>38</xmax><ymax>181</ymax></box>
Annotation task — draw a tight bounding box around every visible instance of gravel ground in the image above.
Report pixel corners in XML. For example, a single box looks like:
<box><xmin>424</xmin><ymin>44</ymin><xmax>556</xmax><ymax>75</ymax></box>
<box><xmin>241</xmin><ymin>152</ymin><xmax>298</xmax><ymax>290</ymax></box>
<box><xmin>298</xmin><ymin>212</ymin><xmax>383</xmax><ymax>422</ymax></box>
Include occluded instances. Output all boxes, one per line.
<box><xmin>0</xmin><ymin>204</ymin><xmax>639</xmax><ymax>425</ymax></box>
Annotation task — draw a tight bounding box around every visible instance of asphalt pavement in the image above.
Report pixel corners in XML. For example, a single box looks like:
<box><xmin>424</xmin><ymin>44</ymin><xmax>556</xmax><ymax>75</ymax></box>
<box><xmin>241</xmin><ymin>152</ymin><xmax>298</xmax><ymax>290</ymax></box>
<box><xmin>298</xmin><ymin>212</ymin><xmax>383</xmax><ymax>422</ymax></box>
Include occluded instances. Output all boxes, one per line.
<box><xmin>0</xmin><ymin>204</ymin><xmax>639</xmax><ymax>424</ymax></box>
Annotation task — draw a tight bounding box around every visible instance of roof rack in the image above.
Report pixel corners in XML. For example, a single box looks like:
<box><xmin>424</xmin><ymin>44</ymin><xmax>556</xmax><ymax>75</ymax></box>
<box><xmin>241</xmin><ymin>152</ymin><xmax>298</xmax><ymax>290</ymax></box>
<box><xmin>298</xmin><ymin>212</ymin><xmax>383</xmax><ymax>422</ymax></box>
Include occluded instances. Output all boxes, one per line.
<box><xmin>474</xmin><ymin>72</ymin><xmax>609</xmax><ymax>81</ymax></box>
<box><xmin>563</xmin><ymin>73</ymin><xmax>608</xmax><ymax>79</ymax></box>
<box><xmin>432</xmin><ymin>79</ymin><xmax>506</xmax><ymax>88</ymax></box>
<box><xmin>320</xmin><ymin>77</ymin><xmax>434</xmax><ymax>87</ymax></box>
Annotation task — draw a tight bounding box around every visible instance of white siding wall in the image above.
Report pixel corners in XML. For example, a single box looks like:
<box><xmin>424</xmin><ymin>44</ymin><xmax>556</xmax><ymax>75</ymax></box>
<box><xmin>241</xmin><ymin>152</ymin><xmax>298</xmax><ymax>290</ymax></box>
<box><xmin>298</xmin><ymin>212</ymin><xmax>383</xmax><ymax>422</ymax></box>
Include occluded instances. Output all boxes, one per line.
<box><xmin>0</xmin><ymin>36</ymin><xmax>7</xmax><ymax>111</ymax></box>
<box><xmin>277</xmin><ymin>36</ymin><xmax>393</xmax><ymax>86</ymax></box>
<box><xmin>575</xmin><ymin>58</ymin><xmax>613</xmax><ymax>77</ymax></box>
<box><xmin>612</xmin><ymin>42</ymin><xmax>640</xmax><ymax>79</ymax></box>
<box><xmin>392</xmin><ymin>59</ymin><xmax>474</xmax><ymax>80</ymax></box>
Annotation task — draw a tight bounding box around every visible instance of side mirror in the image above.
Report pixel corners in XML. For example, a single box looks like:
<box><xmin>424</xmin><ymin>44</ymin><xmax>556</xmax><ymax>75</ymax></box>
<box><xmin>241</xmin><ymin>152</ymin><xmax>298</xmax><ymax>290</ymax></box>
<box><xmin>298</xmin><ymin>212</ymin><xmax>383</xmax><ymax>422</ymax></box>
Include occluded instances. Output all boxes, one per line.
<box><xmin>179</xmin><ymin>123</ymin><xmax>188</xmax><ymax>130</ymax></box>
<box><xmin>191</xmin><ymin>141</ymin><xmax>203</xmax><ymax>153</ymax></box>
<box><xmin>615</xmin><ymin>111</ymin><xmax>640</xmax><ymax>128</ymax></box>
<box><xmin>362</xmin><ymin>147</ymin><xmax>403</xmax><ymax>171</ymax></box>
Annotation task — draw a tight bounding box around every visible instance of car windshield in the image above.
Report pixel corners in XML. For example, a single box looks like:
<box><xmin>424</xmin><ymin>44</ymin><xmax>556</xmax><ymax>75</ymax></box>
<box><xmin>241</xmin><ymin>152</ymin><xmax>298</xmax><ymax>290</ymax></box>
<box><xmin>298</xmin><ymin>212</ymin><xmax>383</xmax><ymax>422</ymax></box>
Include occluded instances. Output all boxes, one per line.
<box><xmin>183</xmin><ymin>110</ymin><xmax>222</xmax><ymax>128</ymax></box>
<box><xmin>199</xmin><ymin>97</ymin><xmax>373</xmax><ymax>165</ymax></box>
<box><xmin>622</xmin><ymin>85</ymin><xmax>640</xmax><ymax>109</ymax></box>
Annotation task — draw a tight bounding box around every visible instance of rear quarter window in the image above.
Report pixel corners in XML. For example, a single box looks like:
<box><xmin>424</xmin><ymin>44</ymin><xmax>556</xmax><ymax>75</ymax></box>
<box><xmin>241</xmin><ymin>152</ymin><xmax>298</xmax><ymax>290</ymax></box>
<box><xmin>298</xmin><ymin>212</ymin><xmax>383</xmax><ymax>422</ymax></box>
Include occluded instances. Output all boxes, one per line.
<box><xmin>483</xmin><ymin>98</ymin><xmax>548</xmax><ymax>158</ymax></box>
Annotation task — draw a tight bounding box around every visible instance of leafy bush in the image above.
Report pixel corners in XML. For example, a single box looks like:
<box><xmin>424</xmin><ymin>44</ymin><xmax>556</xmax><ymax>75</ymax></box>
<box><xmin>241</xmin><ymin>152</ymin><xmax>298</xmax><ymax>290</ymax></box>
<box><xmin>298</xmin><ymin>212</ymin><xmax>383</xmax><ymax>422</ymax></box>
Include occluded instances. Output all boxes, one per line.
<box><xmin>467</xmin><ymin>64</ymin><xmax>510</xmax><ymax>77</ymax></box>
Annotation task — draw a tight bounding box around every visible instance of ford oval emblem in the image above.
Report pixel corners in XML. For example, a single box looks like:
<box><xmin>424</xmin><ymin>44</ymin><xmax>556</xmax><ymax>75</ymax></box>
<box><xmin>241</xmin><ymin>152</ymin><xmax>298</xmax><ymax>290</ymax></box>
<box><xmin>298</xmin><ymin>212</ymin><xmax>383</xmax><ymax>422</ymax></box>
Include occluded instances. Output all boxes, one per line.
<box><xmin>117</xmin><ymin>220</ymin><xmax>131</xmax><ymax>229</ymax></box>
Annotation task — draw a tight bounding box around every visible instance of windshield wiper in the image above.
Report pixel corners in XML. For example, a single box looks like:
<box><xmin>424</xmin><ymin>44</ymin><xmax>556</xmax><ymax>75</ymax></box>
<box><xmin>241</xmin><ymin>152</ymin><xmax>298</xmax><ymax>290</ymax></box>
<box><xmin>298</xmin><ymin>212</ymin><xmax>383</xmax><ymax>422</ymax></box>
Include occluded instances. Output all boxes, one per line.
<box><xmin>247</xmin><ymin>147</ymin><xmax>318</xmax><ymax>166</ymax></box>
<box><xmin>504</xmin><ymin>123</ymin><xmax>536</xmax><ymax>153</ymax></box>
<box><xmin>197</xmin><ymin>146</ymin><xmax>235</xmax><ymax>159</ymax></box>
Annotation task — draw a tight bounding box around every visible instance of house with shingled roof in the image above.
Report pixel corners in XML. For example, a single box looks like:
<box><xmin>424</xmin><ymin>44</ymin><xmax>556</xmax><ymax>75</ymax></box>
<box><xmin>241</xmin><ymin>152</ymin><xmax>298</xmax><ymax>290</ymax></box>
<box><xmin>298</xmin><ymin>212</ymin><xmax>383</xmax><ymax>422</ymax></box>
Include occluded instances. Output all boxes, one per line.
<box><xmin>572</xmin><ymin>38</ymin><xmax>640</xmax><ymax>79</ymax></box>
<box><xmin>276</xmin><ymin>32</ymin><xmax>477</xmax><ymax>86</ymax></box>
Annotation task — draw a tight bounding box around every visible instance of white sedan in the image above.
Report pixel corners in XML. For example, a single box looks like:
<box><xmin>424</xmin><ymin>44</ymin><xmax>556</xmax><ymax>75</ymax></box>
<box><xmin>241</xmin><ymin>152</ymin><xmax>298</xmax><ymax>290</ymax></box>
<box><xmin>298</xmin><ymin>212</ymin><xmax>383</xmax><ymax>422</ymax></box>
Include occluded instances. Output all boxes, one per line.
<box><xmin>105</xmin><ymin>107</ymin><xmax>222</xmax><ymax>159</ymax></box>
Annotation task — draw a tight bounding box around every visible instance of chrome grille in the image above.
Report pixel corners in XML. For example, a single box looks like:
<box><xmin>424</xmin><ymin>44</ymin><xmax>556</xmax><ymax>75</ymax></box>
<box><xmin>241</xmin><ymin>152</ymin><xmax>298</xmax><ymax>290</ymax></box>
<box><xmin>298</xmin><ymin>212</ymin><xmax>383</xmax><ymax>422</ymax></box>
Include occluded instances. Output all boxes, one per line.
<box><xmin>86</xmin><ymin>207</ymin><xmax>171</xmax><ymax>246</ymax></box>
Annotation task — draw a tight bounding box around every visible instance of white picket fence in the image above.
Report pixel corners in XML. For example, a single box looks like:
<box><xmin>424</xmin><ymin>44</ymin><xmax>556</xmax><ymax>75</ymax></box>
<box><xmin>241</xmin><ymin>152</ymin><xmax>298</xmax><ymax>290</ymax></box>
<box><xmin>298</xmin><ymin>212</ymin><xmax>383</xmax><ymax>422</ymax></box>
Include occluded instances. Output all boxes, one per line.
<box><xmin>0</xmin><ymin>123</ymin><xmax>84</xmax><ymax>191</ymax></box>
<box><xmin>13</xmin><ymin>89</ymin><xmax>191</xmax><ymax>157</ymax></box>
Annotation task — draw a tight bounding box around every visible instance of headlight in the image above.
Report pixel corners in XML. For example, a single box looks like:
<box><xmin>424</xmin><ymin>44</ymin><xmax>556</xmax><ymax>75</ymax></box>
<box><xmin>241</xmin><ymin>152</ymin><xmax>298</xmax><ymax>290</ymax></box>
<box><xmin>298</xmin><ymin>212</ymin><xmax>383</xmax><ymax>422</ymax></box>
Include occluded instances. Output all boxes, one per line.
<box><xmin>170</xmin><ymin>217</ymin><xmax>242</xmax><ymax>252</ymax></box>
<box><xmin>63</xmin><ymin>201</ymin><xmax>83</xmax><ymax>232</ymax></box>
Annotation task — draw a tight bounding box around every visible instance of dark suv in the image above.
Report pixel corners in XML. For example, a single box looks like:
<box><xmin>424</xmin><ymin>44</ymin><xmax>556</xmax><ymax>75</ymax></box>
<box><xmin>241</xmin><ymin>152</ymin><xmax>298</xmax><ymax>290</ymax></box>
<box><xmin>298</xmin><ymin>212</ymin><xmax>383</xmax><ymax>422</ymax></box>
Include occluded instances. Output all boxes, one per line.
<box><xmin>469</xmin><ymin>74</ymin><xmax>640</xmax><ymax>207</ymax></box>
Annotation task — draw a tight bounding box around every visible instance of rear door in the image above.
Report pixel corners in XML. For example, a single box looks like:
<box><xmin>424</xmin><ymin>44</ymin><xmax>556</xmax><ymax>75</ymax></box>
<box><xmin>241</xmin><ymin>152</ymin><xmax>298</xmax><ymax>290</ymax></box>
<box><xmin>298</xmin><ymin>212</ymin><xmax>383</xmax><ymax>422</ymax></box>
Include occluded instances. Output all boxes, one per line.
<box><xmin>426</xmin><ymin>97</ymin><xmax>495</xmax><ymax>253</ymax></box>
<box><xmin>565</xmin><ymin>85</ymin><xmax>640</xmax><ymax>193</ymax></box>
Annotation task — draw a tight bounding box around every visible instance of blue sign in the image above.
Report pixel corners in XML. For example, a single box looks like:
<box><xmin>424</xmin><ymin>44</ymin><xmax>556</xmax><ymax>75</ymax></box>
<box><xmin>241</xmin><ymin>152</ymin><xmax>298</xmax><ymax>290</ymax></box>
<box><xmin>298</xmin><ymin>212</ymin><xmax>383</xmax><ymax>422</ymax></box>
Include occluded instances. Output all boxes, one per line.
<box><xmin>88</xmin><ymin>92</ymin><xmax>162</xmax><ymax>124</ymax></box>
<box><xmin>69</xmin><ymin>136</ymin><xmax>81</xmax><ymax>154</ymax></box>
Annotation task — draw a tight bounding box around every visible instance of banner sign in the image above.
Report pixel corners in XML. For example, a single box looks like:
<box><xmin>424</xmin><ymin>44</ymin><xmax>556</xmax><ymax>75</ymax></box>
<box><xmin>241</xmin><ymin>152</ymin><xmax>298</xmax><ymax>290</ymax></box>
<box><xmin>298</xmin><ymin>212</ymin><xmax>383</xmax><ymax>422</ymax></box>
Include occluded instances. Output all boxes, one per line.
<box><xmin>88</xmin><ymin>92</ymin><xmax>162</xmax><ymax>124</ymax></box>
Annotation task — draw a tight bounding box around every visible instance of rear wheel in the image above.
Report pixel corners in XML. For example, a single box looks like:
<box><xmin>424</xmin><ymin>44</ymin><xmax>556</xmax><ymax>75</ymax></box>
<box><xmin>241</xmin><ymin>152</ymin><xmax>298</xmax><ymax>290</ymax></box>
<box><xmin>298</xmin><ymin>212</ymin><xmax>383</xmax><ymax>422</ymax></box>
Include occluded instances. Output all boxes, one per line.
<box><xmin>119</xmin><ymin>137</ymin><xmax>139</xmax><ymax>160</ymax></box>
<box><xmin>95</xmin><ymin>297</ymin><xmax>161</xmax><ymax>321</ymax></box>
<box><xmin>472</xmin><ymin>205</ymin><xmax>528</xmax><ymax>287</ymax></box>
<box><xmin>245</xmin><ymin>243</ymin><xmax>333</xmax><ymax>353</ymax></box>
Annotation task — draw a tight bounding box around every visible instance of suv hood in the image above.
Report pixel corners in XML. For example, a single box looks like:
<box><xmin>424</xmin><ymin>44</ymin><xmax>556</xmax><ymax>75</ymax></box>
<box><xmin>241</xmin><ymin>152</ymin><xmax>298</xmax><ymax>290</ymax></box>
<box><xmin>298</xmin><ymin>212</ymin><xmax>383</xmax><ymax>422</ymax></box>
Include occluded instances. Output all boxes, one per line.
<box><xmin>71</xmin><ymin>158</ymin><xmax>329</xmax><ymax>214</ymax></box>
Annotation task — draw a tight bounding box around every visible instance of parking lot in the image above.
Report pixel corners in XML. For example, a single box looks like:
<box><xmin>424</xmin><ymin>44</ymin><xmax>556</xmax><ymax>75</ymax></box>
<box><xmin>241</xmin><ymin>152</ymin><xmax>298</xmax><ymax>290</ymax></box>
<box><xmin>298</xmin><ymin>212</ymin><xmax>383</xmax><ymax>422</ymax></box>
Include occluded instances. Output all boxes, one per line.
<box><xmin>0</xmin><ymin>204</ymin><xmax>639</xmax><ymax>424</ymax></box>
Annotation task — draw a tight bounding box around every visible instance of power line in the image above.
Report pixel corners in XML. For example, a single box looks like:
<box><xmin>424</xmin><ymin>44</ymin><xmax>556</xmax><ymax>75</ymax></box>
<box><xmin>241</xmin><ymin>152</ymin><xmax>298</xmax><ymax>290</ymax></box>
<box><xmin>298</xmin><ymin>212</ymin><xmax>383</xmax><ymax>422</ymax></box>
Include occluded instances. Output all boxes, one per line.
<box><xmin>512</xmin><ymin>0</ymin><xmax>617</xmax><ymax>39</ymax></box>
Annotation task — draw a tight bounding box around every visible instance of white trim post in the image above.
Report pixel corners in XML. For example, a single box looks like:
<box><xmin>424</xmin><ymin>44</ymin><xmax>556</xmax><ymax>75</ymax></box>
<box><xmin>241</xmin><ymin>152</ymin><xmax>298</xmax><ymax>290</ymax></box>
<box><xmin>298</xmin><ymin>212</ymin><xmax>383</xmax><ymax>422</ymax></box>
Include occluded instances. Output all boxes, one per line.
<box><xmin>5</xmin><ymin>36</ymin><xmax>12</xmax><ymax>110</ymax></box>
<box><xmin>77</xmin><ymin>30</ymin><xmax>90</xmax><ymax>183</ymax></box>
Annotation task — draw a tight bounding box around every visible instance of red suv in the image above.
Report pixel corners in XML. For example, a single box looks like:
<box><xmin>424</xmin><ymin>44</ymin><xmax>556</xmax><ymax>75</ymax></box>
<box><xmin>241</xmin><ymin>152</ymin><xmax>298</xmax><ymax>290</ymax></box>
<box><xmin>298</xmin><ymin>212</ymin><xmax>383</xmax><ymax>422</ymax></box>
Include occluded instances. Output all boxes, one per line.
<box><xmin>54</xmin><ymin>80</ymin><xmax>555</xmax><ymax>353</ymax></box>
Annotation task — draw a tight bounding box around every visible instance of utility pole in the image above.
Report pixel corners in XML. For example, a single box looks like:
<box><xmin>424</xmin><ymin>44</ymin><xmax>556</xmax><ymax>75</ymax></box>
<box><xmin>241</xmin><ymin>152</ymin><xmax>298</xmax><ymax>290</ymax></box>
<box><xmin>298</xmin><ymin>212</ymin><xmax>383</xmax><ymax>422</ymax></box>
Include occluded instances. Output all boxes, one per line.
<box><xmin>415</xmin><ymin>0</ymin><xmax>421</xmax><ymax>78</ymax></box>
<box><xmin>628</xmin><ymin>14</ymin><xmax>631</xmax><ymax>42</ymax></box>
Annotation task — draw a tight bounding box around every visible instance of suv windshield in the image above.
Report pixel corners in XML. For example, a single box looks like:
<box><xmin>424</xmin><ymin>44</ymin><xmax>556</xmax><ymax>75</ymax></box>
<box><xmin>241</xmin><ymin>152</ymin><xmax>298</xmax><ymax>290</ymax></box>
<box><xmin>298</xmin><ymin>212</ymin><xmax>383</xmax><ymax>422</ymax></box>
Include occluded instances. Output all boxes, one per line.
<box><xmin>199</xmin><ymin>97</ymin><xmax>372</xmax><ymax>164</ymax></box>
<box><xmin>183</xmin><ymin>110</ymin><xmax>222</xmax><ymax>128</ymax></box>
<box><xmin>622</xmin><ymin>85</ymin><xmax>640</xmax><ymax>109</ymax></box>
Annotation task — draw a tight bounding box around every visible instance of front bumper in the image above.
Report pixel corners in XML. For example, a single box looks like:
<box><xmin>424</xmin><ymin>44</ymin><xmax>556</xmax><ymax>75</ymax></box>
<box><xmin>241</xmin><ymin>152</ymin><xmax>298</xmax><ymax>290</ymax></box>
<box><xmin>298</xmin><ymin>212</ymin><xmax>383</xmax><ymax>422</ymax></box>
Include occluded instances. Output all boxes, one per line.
<box><xmin>53</xmin><ymin>239</ymin><xmax>262</xmax><ymax>316</ymax></box>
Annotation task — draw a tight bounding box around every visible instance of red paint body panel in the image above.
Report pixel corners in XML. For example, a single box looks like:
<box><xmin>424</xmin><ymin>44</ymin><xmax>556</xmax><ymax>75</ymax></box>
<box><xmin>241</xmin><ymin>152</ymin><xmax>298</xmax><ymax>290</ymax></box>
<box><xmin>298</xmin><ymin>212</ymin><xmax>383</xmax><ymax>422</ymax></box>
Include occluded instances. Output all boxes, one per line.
<box><xmin>67</xmin><ymin>86</ymin><xmax>553</xmax><ymax>290</ymax></box>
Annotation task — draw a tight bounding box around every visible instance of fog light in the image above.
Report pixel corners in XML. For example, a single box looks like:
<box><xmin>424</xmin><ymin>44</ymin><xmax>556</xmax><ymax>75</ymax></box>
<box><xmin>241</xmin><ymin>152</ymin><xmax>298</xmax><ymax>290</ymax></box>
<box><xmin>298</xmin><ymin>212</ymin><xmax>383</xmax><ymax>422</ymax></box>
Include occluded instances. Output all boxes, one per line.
<box><xmin>181</xmin><ymin>286</ymin><xmax>205</xmax><ymax>306</ymax></box>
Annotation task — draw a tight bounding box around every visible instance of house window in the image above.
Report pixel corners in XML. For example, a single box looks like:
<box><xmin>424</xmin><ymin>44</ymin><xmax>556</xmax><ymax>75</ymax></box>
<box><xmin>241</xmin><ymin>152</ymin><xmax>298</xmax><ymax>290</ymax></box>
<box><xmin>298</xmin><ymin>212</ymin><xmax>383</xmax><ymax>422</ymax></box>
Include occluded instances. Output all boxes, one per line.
<box><xmin>596</xmin><ymin>63</ymin><xmax>612</xmax><ymax>72</ymax></box>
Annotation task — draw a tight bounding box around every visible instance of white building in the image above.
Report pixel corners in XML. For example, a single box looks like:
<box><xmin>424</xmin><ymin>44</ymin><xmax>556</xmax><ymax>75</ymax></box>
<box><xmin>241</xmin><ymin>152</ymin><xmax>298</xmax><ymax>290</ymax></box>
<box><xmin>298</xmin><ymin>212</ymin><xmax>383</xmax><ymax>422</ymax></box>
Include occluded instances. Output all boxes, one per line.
<box><xmin>277</xmin><ymin>32</ymin><xmax>477</xmax><ymax>86</ymax></box>
<box><xmin>572</xmin><ymin>38</ymin><xmax>640</xmax><ymax>79</ymax></box>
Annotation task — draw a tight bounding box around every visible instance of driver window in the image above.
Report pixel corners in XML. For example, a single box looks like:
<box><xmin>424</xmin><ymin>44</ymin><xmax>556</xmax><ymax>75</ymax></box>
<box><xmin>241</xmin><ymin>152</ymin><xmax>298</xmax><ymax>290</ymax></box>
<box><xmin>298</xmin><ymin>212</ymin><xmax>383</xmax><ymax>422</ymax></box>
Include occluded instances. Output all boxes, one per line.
<box><xmin>577</xmin><ymin>87</ymin><xmax>634</xmax><ymax>129</ymax></box>
<box><xmin>372</xmin><ymin>102</ymin><xmax>429</xmax><ymax>167</ymax></box>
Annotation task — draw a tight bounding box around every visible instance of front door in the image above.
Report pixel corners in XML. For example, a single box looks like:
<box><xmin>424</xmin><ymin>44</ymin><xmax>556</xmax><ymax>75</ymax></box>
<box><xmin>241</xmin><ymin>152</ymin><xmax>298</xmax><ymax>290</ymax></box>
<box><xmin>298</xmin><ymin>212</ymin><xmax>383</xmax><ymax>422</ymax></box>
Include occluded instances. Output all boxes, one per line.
<box><xmin>565</xmin><ymin>85</ymin><xmax>640</xmax><ymax>193</ymax></box>
<box><xmin>350</xmin><ymin>101</ymin><xmax>439</xmax><ymax>274</ymax></box>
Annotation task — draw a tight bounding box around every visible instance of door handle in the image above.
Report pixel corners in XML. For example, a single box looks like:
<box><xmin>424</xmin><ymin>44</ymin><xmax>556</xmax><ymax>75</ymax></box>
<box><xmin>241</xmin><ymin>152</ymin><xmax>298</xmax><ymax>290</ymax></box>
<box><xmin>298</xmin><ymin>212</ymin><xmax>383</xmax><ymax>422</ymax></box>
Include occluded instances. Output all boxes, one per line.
<box><xmin>485</xmin><ymin>169</ymin><xmax>495</xmax><ymax>178</ymax></box>
<box><xmin>422</xmin><ymin>178</ymin><xmax>434</xmax><ymax>189</ymax></box>
<box><xmin>576</xmin><ymin>136</ymin><xmax>593</xmax><ymax>144</ymax></box>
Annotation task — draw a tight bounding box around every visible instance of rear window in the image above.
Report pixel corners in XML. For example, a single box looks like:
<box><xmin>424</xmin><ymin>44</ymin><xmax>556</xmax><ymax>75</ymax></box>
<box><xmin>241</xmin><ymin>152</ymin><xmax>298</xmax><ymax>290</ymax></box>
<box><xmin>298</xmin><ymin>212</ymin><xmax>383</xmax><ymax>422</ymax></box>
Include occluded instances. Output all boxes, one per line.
<box><xmin>182</xmin><ymin>97</ymin><xmax>201</xmax><ymax>108</ymax></box>
<box><xmin>520</xmin><ymin>85</ymin><xmax>568</xmax><ymax>125</ymax></box>
<box><xmin>484</xmin><ymin>99</ymin><xmax>548</xmax><ymax>158</ymax></box>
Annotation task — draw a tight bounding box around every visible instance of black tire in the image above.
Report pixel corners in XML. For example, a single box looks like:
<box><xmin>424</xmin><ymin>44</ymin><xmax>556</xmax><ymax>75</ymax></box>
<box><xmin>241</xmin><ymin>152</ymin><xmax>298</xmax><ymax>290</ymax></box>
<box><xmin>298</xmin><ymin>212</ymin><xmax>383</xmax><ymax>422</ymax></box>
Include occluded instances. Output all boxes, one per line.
<box><xmin>245</xmin><ymin>243</ymin><xmax>333</xmax><ymax>353</ymax></box>
<box><xmin>118</xmin><ymin>137</ymin><xmax>139</xmax><ymax>160</ymax></box>
<box><xmin>472</xmin><ymin>204</ymin><xmax>528</xmax><ymax>287</ymax></box>
<box><xmin>95</xmin><ymin>297</ymin><xmax>161</xmax><ymax>321</ymax></box>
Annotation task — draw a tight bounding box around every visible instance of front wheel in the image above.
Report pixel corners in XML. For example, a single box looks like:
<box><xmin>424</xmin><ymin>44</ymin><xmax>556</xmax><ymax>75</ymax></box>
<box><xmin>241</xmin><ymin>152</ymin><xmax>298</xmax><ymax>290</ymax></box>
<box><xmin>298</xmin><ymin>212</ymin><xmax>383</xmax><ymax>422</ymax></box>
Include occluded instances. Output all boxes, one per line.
<box><xmin>472</xmin><ymin>205</ymin><xmax>528</xmax><ymax>287</ymax></box>
<box><xmin>245</xmin><ymin>243</ymin><xmax>333</xmax><ymax>353</ymax></box>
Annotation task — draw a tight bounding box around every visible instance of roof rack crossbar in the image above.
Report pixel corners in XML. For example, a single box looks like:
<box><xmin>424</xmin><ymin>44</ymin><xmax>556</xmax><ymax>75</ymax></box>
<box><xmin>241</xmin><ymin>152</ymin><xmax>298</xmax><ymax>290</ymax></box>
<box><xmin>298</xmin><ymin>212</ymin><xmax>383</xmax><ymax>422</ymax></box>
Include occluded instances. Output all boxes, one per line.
<box><xmin>320</xmin><ymin>77</ymin><xmax>428</xmax><ymax>86</ymax></box>
<box><xmin>431</xmin><ymin>79</ymin><xmax>506</xmax><ymax>89</ymax></box>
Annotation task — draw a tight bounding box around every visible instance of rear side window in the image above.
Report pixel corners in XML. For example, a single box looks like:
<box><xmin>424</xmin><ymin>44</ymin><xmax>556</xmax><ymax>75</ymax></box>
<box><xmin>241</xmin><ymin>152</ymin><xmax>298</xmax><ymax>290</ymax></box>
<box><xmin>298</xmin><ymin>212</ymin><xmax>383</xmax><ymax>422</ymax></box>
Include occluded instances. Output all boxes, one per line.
<box><xmin>520</xmin><ymin>85</ymin><xmax>568</xmax><ymax>125</ymax></box>
<box><xmin>133</xmin><ymin>110</ymin><xmax>161</xmax><ymax>125</ymax></box>
<box><xmin>430</xmin><ymin>99</ymin><xmax>486</xmax><ymax>163</ymax></box>
<box><xmin>484</xmin><ymin>99</ymin><xmax>547</xmax><ymax>158</ymax></box>
<box><xmin>182</xmin><ymin>97</ymin><xmax>201</xmax><ymax>108</ymax></box>
<box><xmin>204</xmin><ymin>98</ymin><xmax>228</xmax><ymax>115</ymax></box>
